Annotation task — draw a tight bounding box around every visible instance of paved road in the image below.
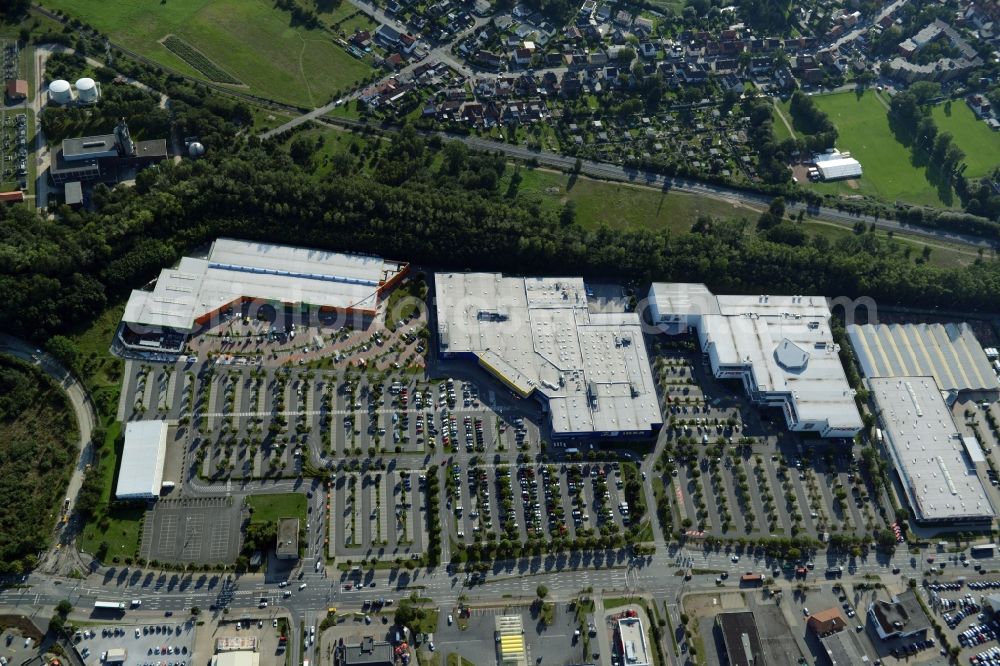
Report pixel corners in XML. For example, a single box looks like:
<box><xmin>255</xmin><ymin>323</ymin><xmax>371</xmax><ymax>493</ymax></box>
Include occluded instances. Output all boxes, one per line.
<box><xmin>0</xmin><ymin>335</ymin><xmax>97</xmax><ymax>574</ymax></box>
<box><xmin>2</xmin><ymin>542</ymin><xmax>995</xmax><ymax>666</ymax></box>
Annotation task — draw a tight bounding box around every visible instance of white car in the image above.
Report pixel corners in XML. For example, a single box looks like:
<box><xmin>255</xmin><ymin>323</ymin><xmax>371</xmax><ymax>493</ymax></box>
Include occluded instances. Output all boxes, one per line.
<box><xmin>731</xmin><ymin>555</ymin><xmax>739</xmax><ymax>563</ymax></box>
<box><xmin>299</xmin><ymin>583</ymin><xmax>307</xmax><ymax>590</ymax></box>
<box><xmin>448</xmin><ymin>614</ymin><xmax>453</xmax><ymax>625</ymax></box>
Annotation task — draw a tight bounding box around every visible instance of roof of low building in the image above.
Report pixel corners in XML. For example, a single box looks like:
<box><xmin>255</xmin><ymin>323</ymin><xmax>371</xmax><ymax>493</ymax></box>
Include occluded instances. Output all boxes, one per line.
<box><xmin>436</xmin><ymin>273</ymin><xmax>661</xmax><ymax>437</ymax></box>
<box><xmin>123</xmin><ymin>238</ymin><xmax>405</xmax><ymax>331</ymax></box>
<box><xmin>869</xmin><ymin>590</ymin><xmax>929</xmax><ymax>636</ymax></box>
<box><xmin>717</xmin><ymin>612</ymin><xmax>765</xmax><ymax>666</ymax></box>
<box><xmin>115</xmin><ymin>420</ymin><xmax>168</xmax><ymax>499</ymax></box>
<box><xmin>868</xmin><ymin>376</ymin><xmax>994</xmax><ymax>523</ymax></box>
<box><xmin>848</xmin><ymin>322</ymin><xmax>1000</xmax><ymax>395</ymax></box>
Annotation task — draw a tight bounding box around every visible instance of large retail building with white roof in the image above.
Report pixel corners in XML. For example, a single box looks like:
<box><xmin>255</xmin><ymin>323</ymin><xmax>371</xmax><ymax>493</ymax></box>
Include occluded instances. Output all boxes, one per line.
<box><xmin>117</xmin><ymin>239</ymin><xmax>408</xmax><ymax>354</ymax></box>
<box><xmin>647</xmin><ymin>283</ymin><xmax>863</xmax><ymax>438</ymax></box>
<box><xmin>435</xmin><ymin>272</ymin><xmax>662</xmax><ymax>439</ymax></box>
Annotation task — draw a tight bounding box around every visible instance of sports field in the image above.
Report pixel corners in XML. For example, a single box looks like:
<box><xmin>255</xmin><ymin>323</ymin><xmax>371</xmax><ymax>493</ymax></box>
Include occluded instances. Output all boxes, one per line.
<box><xmin>804</xmin><ymin>91</ymin><xmax>950</xmax><ymax>207</ymax></box>
<box><xmin>931</xmin><ymin>102</ymin><xmax>1000</xmax><ymax>178</ymax></box>
<box><xmin>41</xmin><ymin>0</ymin><xmax>371</xmax><ymax>108</ymax></box>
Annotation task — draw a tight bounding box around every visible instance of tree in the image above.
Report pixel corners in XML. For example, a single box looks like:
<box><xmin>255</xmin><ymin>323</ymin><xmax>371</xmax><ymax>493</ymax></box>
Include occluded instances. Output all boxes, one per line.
<box><xmin>46</xmin><ymin>335</ymin><xmax>78</xmax><ymax>372</ymax></box>
<box><xmin>559</xmin><ymin>201</ymin><xmax>577</xmax><ymax>227</ymax></box>
<box><xmin>56</xmin><ymin>600</ymin><xmax>73</xmax><ymax>616</ymax></box>
<box><xmin>536</xmin><ymin>584</ymin><xmax>548</xmax><ymax>599</ymax></box>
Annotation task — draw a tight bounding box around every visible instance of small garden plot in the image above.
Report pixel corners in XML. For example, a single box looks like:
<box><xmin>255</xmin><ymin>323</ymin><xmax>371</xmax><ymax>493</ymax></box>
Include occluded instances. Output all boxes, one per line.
<box><xmin>162</xmin><ymin>35</ymin><xmax>242</xmax><ymax>84</ymax></box>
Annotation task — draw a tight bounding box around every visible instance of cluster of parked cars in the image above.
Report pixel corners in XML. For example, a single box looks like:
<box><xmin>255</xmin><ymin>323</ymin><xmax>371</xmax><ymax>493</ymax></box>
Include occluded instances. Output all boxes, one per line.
<box><xmin>968</xmin><ymin>580</ymin><xmax>1000</xmax><ymax>590</ymax></box>
<box><xmin>890</xmin><ymin>637</ymin><xmax>935</xmax><ymax>658</ymax></box>
<box><xmin>927</xmin><ymin>581</ymin><xmax>965</xmax><ymax>591</ymax></box>
<box><xmin>970</xmin><ymin>645</ymin><xmax>1000</xmax><ymax>665</ymax></box>
<box><xmin>941</xmin><ymin>595</ymin><xmax>981</xmax><ymax>628</ymax></box>
<box><xmin>959</xmin><ymin>621</ymin><xmax>1000</xmax><ymax>648</ymax></box>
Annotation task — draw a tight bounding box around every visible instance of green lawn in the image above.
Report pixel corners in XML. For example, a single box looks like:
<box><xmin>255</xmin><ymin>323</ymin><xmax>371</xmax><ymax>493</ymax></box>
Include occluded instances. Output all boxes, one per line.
<box><xmin>247</xmin><ymin>493</ymin><xmax>306</xmax><ymax>524</ymax></box>
<box><xmin>501</xmin><ymin>167</ymin><xmax>760</xmax><ymax>232</ymax></box>
<box><xmin>770</xmin><ymin>101</ymin><xmax>794</xmax><ymax>142</ymax></box>
<box><xmin>931</xmin><ymin>102</ymin><xmax>1000</xmax><ymax>178</ymax></box>
<box><xmin>40</xmin><ymin>0</ymin><xmax>372</xmax><ymax>108</ymax></box>
<box><xmin>78</xmin><ymin>504</ymin><xmax>144</xmax><ymax>562</ymax></box>
<box><xmin>804</xmin><ymin>91</ymin><xmax>952</xmax><ymax>207</ymax></box>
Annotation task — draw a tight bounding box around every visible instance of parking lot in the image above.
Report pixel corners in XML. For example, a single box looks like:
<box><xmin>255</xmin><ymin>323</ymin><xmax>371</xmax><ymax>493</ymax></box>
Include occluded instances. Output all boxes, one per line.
<box><xmin>329</xmin><ymin>469</ymin><xmax>427</xmax><ymax>561</ymax></box>
<box><xmin>1</xmin><ymin>40</ymin><xmax>30</xmax><ymax>193</ymax></box>
<box><xmin>0</xmin><ymin>626</ymin><xmax>44</xmax><ymax>666</ymax></box>
<box><xmin>651</xmin><ymin>349</ymin><xmax>893</xmax><ymax>540</ymax></box>
<box><xmin>924</xmin><ymin>575</ymin><xmax>1000</xmax><ymax>665</ymax></box>
<box><xmin>140</xmin><ymin>498</ymin><xmax>243</xmax><ymax>565</ymax></box>
<box><xmin>73</xmin><ymin>621</ymin><xmax>195</xmax><ymax>666</ymax></box>
<box><xmin>444</xmin><ymin>460</ymin><xmax>634</xmax><ymax>547</ymax></box>
<box><xmin>431</xmin><ymin>604</ymin><xmax>584</xmax><ymax>666</ymax></box>
<box><xmin>118</xmin><ymin>361</ymin><xmax>544</xmax><ymax>483</ymax></box>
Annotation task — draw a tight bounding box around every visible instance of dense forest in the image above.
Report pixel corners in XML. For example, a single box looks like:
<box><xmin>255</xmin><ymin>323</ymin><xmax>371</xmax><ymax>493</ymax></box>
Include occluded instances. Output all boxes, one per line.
<box><xmin>3</xmin><ymin>119</ymin><xmax>1000</xmax><ymax>350</ymax></box>
<box><xmin>0</xmin><ymin>356</ymin><xmax>77</xmax><ymax>573</ymax></box>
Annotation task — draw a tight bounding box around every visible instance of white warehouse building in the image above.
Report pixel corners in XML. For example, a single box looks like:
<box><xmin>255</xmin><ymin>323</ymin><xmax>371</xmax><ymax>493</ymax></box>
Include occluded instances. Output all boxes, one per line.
<box><xmin>868</xmin><ymin>376</ymin><xmax>994</xmax><ymax>525</ymax></box>
<box><xmin>813</xmin><ymin>150</ymin><xmax>862</xmax><ymax>181</ymax></box>
<box><xmin>115</xmin><ymin>420</ymin><xmax>169</xmax><ymax>500</ymax></box>
<box><xmin>647</xmin><ymin>283</ymin><xmax>863</xmax><ymax>438</ymax></box>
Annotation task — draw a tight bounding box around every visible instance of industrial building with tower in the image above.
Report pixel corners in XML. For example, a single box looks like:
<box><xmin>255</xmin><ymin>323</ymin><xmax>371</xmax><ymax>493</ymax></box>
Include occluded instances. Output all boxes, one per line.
<box><xmin>647</xmin><ymin>283</ymin><xmax>863</xmax><ymax>438</ymax></box>
<box><xmin>435</xmin><ymin>272</ymin><xmax>662</xmax><ymax>440</ymax></box>
<box><xmin>49</xmin><ymin>118</ymin><xmax>168</xmax><ymax>186</ymax></box>
<box><xmin>117</xmin><ymin>238</ymin><xmax>409</xmax><ymax>355</ymax></box>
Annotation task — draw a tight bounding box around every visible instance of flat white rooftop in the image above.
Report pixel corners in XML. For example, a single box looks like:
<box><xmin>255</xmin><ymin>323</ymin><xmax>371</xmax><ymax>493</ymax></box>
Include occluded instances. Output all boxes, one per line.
<box><xmin>648</xmin><ymin>284</ymin><xmax>862</xmax><ymax>435</ymax></box>
<box><xmin>437</xmin><ymin>273</ymin><xmax>661</xmax><ymax>437</ymax></box>
<box><xmin>116</xmin><ymin>420</ymin><xmax>168</xmax><ymax>500</ymax></box>
<box><xmin>868</xmin><ymin>376</ymin><xmax>994</xmax><ymax>523</ymax></box>
<box><xmin>618</xmin><ymin>617</ymin><xmax>651</xmax><ymax>666</ymax></box>
<box><xmin>848</xmin><ymin>322</ymin><xmax>1000</xmax><ymax>396</ymax></box>
<box><xmin>123</xmin><ymin>239</ymin><xmax>405</xmax><ymax>331</ymax></box>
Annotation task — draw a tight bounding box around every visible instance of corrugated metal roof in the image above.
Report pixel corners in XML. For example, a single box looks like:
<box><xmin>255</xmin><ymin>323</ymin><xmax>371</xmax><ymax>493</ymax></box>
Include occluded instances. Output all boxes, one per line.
<box><xmin>847</xmin><ymin>323</ymin><xmax>1000</xmax><ymax>394</ymax></box>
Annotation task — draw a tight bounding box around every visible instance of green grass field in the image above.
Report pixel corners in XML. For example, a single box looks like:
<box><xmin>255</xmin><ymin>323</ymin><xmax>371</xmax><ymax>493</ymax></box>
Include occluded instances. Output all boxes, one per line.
<box><xmin>801</xmin><ymin>91</ymin><xmax>951</xmax><ymax>207</ymax></box>
<box><xmin>779</xmin><ymin>91</ymin><xmax>958</xmax><ymax>207</ymax></box>
<box><xmin>247</xmin><ymin>493</ymin><xmax>306</xmax><ymax>524</ymax></box>
<box><xmin>501</xmin><ymin>167</ymin><xmax>761</xmax><ymax>232</ymax></box>
<box><xmin>770</xmin><ymin>101</ymin><xmax>795</xmax><ymax>142</ymax></box>
<box><xmin>931</xmin><ymin>102</ymin><xmax>1000</xmax><ymax>178</ymax></box>
<box><xmin>41</xmin><ymin>0</ymin><xmax>371</xmax><ymax>108</ymax></box>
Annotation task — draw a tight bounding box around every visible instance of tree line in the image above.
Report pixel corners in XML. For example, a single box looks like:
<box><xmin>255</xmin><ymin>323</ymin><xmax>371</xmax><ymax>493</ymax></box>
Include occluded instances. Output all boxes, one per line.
<box><xmin>3</xmin><ymin>121</ymin><xmax>1000</xmax><ymax>349</ymax></box>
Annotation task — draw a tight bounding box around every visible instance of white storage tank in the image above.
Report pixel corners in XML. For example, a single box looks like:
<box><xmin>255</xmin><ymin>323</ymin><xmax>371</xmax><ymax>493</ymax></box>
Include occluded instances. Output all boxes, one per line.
<box><xmin>48</xmin><ymin>79</ymin><xmax>73</xmax><ymax>105</ymax></box>
<box><xmin>75</xmin><ymin>77</ymin><xmax>99</xmax><ymax>104</ymax></box>
<box><xmin>187</xmin><ymin>141</ymin><xmax>205</xmax><ymax>158</ymax></box>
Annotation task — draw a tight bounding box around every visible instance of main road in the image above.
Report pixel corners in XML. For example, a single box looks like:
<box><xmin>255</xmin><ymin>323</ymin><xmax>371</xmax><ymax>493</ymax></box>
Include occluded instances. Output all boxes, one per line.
<box><xmin>2</xmin><ymin>541</ymin><xmax>993</xmax><ymax>666</ymax></box>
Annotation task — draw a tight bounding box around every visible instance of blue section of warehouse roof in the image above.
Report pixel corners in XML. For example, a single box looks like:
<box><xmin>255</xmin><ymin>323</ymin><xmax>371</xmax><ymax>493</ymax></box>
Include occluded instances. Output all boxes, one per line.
<box><xmin>208</xmin><ymin>261</ymin><xmax>380</xmax><ymax>287</ymax></box>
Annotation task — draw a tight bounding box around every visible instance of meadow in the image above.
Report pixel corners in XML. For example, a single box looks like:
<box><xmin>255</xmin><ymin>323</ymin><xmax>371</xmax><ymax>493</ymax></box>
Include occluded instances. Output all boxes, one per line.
<box><xmin>931</xmin><ymin>102</ymin><xmax>1000</xmax><ymax>178</ymax></box>
<box><xmin>41</xmin><ymin>0</ymin><xmax>371</xmax><ymax>108</ymax></box>
<box><xmin>499</xmin><ymin>166</ymin><xmax>761</xmax><ymax>232</ymax></box>
<box><xmin>803</xmin><ymin>91</ymin><xmax>952</xmax><ymax>207</ymax></box>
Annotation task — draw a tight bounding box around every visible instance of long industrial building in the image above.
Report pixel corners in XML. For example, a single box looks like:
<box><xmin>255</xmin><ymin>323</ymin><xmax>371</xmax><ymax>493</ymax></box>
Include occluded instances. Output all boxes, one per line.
<box><xmin>115</xmin><ymin>420</ymin><xmax>168</xmax><ymax>500</ymax></box>
<box><xmin>647</xmin><ymin>283</ymin><xmax>863</xmax><ymax>438</ymax></box>
<box><xmin>847</xmin><ymin>322</ymin><xmax>1000</xmax><ymax>400</ymax></box>
<box><xmin>436</xmin><ymin>273</ymin><xmax>662</xmax><ymax>439</ymax></box>
<box><xmin>868</xmin><ymin>376</ymin><xmax>994</xmax><ymax>525</ymax></box>
<box><xmin>118</xmin><ymin>239</ymin><xmax>408</xmax><ymax>353</ymax></box>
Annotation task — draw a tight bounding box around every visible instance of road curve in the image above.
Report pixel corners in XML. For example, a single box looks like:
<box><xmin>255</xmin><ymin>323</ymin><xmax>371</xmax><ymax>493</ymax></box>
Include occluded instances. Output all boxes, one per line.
<box><xmin>0</xmin><ymin>334</ymin><xmax>97</xmax><ymax>568</ymax></box>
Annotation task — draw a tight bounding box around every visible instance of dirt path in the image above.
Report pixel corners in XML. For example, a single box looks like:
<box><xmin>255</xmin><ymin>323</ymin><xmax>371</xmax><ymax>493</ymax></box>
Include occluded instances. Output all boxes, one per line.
<box><xmin>772</xmin><ymin>100</ymin><xmax>796</xmax><ymax>139</ymax></box>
